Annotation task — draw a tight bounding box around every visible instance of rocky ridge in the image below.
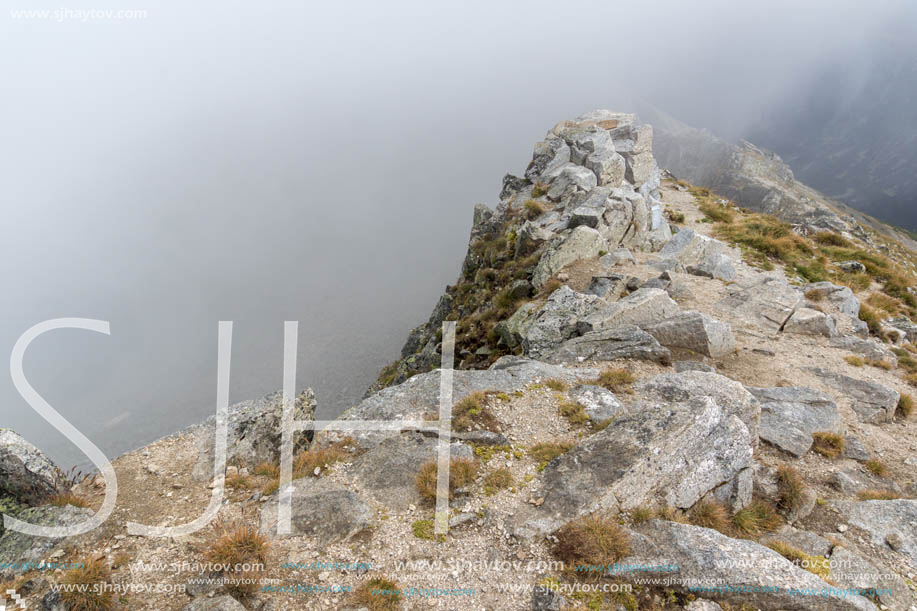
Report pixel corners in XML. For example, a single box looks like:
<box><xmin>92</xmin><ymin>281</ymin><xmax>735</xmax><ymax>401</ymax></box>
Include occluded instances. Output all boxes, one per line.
<box><xmin>0</xmin><ymin>112</ymin><xmax>915</xmax><ymax>611</ymax></box>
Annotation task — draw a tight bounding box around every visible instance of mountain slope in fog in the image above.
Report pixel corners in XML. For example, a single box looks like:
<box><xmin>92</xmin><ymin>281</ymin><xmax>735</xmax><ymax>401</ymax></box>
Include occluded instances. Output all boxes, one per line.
<box><xmin>745</xmin><ymin>22</ymin><xmax>917</xmax><ymax>230</ymax></box>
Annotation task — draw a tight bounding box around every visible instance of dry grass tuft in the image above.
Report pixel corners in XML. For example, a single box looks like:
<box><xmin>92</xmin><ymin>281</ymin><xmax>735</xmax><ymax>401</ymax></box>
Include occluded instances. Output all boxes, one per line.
<box><xmin>629</xmin><ymin>506</ymin><xmax>655</xmax><ymax>526</ymax></box>
<box><xmin>699</xmin><ymin>200</ymin><xmax>736</xmax><ymax>224</ymax></box>
<box><xmin>452</xmin><ymin>392</ymin><xmax>502</xmax><ymax>433</ymax></box>
<box><xmin>544</xmin><ymin>378</ymin><xmax>568</xmax><ymax>391</ymax></box>
<box><xmin>352</xmin><ymin>576</ymin><xmax>402</xmax><ymax>611</ymax></box>
<box><xmin>897</xmin><ymin>393</ymin><xmax>914</xmax><ymax>419</ymax></box>
<box><xmin>253</xmin><ymin>462</ymin><xmax>280</xmax><ymax>479</ymax></box>
<box><xmin>483</xmin><ymin>467</ymin><xmax>514</xmax><ymax>496</ymax></box>
<box><xmin>48</xmin><ymin>492</ymin><xmax>90</xmax><ymax>509</ymax></box>
<box><xmin>60</xmin><ymin>557</ymin><xmax>113</xmax><ymax>611</ymax></box>
<box><xmin>811</xmin><ymin>432</ymin><xmax>845</xmax><ymax>458</ymax></box>
<box><xmin>865</xmin><ymin>459</ymin><xmax>889</xmax><ymax>478</ymax></box>
<box><xmin>291</xmin><ymin>437</ymin><xmax>356</xmax><ymax>479</ymax></box>
<box><xmin>767</xmin><ymin>541</ymin><xmax>831</xmax><ymax>580</ymax></box>
<box><xmin>593</xmin><ymin>368</ymin><xmax>636</xmax><ymax>393</ymax></box>
<box><xmin>857</xmin><ymin>489</ymin><xmax>900</xmax><ymax>501</ymax></box>
<box><xmin>203</xmin><ymin>521</ymin><xmax>269</xmax><ymax>597</ymax></box>
<box><xmin>415</xmin><ymin>458</ymin><xmax>479</xmax><ymax>502</ymax></box>
<box><xmin>524</xmin><ymin>199</ymin><xmax>546</xmax><ymax>220</ymax></box>
<box><xmin>844</xmin><ymin>355</ymin><xmax>865</xmax><ymax>367</ymax></box>
<box><xmin>804</xmin><ymin>288</ymin><xmax>826</xmax><ymax>301</ymax></box>
<box><xmin>552</xmin><ymin>515</ymin><xmax>631</xmax><ymax>575</ymax></box>
<box><xmin>558</xmin><ymin>400</ymin><xmax>590</xmax><ymax>426</ymax></box>
<box><xmin>731</xmin><ymin>500</ymin><xmax>782</xmax><ymax>537</ymax></box>
<box><xmin>688</xmin><ymin>499</ymin><xmax>731</xmax><ymax>534</ymax></box>
<box><xmin>775</xmin><ymin>465</ymin><xmax>806</xmax><ymax>513</ymax></box>
<box><xmin>529</xmin><ymin>442</ymin><xmax>573</xmax><ymax>471</ymax></box>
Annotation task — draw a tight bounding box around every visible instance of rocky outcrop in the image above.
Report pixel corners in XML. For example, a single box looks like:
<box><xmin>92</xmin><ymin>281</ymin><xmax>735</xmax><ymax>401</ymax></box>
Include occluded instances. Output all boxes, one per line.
<box><xmin>0</xmin><ymin>429</ymin><xmax>66</xmax><ymax>506</ymax></box>
<box><xmin>832</xmin><ymin>500</ymin><xmax>917</xmax><ymax>568</ymax></box>
<box><xmin>642</xmin><ymin>310</ymin><xmax>736</xmax><ymax>358</ymax></box>
<box><xmin>649</xmin><ymin>110</ymin><xmax>857</xmax><ymax>235</ymax></box>
<box><xmin>783</xmin><ymin>307</ymin><xmax>837</xmax><ymax>337</ymax></box>
<box><xmin>567</xmin><ymin>385</ymin><xmax>624</xmax><ymax>423</ymax></box>
<box><xmin>545</xmin><ymin>327</ymin><xmax>671</xmax><ymax>365</ymax></box>
<box><xmin>349</xmin><ymin>435</ymin><xmax>472</xmax><ymax>510</ymax></box>
<box><xmin>259</xmin><ymin>480</ymin><xmax>371</xmax><ymax>543</ymax></box>
<box><xmin>805</xmin><ymin>281</ymin><xmax>861</xmax><ymax>317</ymax></box>
<box><xmin>0</xmin><ymin>506</ymin><xmax>92</xmax><ymax>576</ymax></box>
<box><xmin>576</xmin><ymin>288</ymin><xmax>679</xmax><ymax>334</ymax></box>
<box><xmin>637</xmin><ymin>371</ymin><xmax>760</xmax><ymax>449</ymax></box>
<box><xmin>829</xmin><ymin>546</ymin><xmax>913</xmax><ymax>611</ymax></box>
<box><xmin>336</xmin><ymin>357</ymin><xmax>597</xmax><ymax>448</ymax></box>
<box><xmin>514</xmin><ymin>396</ymin><xmax>753</xmax><ymax>538</ymax></box>
<box><xmin>512</xmin><ymin>286</ymin><xmax>602</xmax><ymax>358</ymax></box>
<box><xmin>747</xmin><ymin>386</ymin><xmax>840</xmax><ymax>456</ymax></box>
<box><xmin>717</xmin><ymin>277</ymin><xmax>801</xmax><ymax>333</ymax></box>
<box><xmin>531</xmin><ymin>226</ymin><xmax>608</xmax><ymax>290</ymax></box>
<box><xmin>809</xmin><ymin>369</ymin><xmax>899</xmax><ymax>424</ymax></box>
<box><xmin>374</xmin><ymin>111</ymin><xmax>671</xmax><ymax>392</ymax></box>
<box><xmin>621</xmin><ymin>520</ymin><xmax>877</xmax><ymax>611</ymax></box>
<box><xmin>190</xmin><ymin>389</ymin><xmax>316</xmax><ymax>481</ymax></box>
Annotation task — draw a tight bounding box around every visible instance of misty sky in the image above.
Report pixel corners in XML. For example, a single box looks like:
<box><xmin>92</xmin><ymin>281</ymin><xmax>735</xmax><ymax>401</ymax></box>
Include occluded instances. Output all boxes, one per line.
<box><xmin>1</xmin><ymin>0</ymin><xmax>912</xmax><ymax>468</ymax></box>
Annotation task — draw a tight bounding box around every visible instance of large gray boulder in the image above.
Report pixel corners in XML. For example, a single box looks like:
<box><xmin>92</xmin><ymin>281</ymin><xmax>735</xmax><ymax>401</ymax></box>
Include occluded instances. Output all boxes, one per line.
<box><xmin>259</xmin><ymin>480</ymin><xmax>371</xmax><ymax>543</ymax></box>
<box><xmin>642</xmin><ymin>310</ymin><xmax>736</xmax><ymax>358</ymax></box>
<box><xmin>0</xmin><ymin>506</ymin><xmax>92</xmax><ymax>577</ymax></box>
<box><xmin>514</xmin><ymin>396</ymin><xmax>753</xmax><ymax>538</ymax></box>
<box><xmin>334</xmin><ymin>357</ymin><xmax>597</xmax><ymax>448</ymax></box>
<box><xmin>621</xmin><ymin>520</ymin><xmax>877</xmax><ymax>611</ymax></box>
<box><xmin>545</xmin><ymin>326</ymin><xmax>672</xmax><ymax>365</ymax></box>
<box><xmin>567</xmin><ymin>385</ymin><xmax>624</xmax><ymax>423</ymax></box>
<box><xmin>830</xmin><ymin>336</ymin><xmax>898</xmax><ymax>368</ymax></box>
<box><xmin>686</xmin><ymin>252</ymin><xmax>737</xmax><ymax>282</ymax></box>
<box><xmin>584</xmin><ymin>149</ymin><xmax>626</xmax><ymax>187</ymax></box>
<box><xmin>532</xmin><ymin>226</ymin><xmax>608</xmax><ymax>290</ymax></box>
<box><xmin>0</xmin><ymin>429</ymin><xmax>66</xmax><ymax>506</ymax></box>
<box><xmin>526</xmin><ymin>137</ymin><xmax>570</xmax><ymax>181</ymax></box>
<box><xmin>783</xmin><ymin>307</ymin><xmax>837</xmax><ymax>337</ymax></box>
<box><xmin>809</xmin><ymin>369</ymin><xmax>899</xmax><ymax>424</ymax></box>
<box><xmin>349</xmin><ymin>435</ymin><xmax>472</xmax><ymax>510</ymax></box>
<box><xmin>747</xmin><ymin>386</ymin><xmax>840</xmax><ymax>456</ymax></box>
<box><xmin>521</xmin><ymin>286</ymin><xmax>602</xmax><ymax>358</ymax></box>
<box><xmin>717</xmin><ymin>277</ymin><xmax>802</xmax><ymax>333</ymax></box>
<box><xmin>576</xmin><ymin>288</ymin><xmax>679</xmax><ymax>334</ymax></box>
<box><xmin>759</xmin><ymin>524</ymin><xmax>834</xmax><ymax>557</ymax></box>
<box><xmin>829</xmin><ymin>546</ymin><xmax>912</xmax><ymax>611</ymax></box>
<box><xmin>637</xmin><ymin>371</ymin><xmax>760</xmax><ymax>449</ymax></box>
<box><xmin>884</xmin><ymin>316</ymin><xmax>917</xmax><ymax>343</ymax></box>
<box><xmin>659</xmin><ymin>228</ymin><xmax>728</xmax><ymax>267</ymax></box>
<box><xmin>191</xmin><ymin>389</ymin><xmax>316</xmax><ymax>481</ymax></box>
<box><xmin>546</xmin><ymin>165</ymin><xmax>596</xmax><ymax>202</ymax></box>
<box><xmin>805</xmin><ymin>281</ymin><xmax>861</xmax><ymax>317</ymax></box>
<box><xmin>832</xmin><ymin>500</ymin><xmax>917</xmax><ymax>569</ymax></box>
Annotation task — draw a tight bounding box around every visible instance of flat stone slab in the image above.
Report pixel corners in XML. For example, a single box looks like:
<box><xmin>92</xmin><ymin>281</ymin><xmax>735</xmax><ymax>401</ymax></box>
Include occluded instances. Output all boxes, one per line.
<box><xmin>717</xmin><ymin>277</ymin><xmax>801</xmax><ymax>333</ymax></box>
<box><xmin>545</xmin><ymin>326</ymin><xmax>672</xmax><ymax>365</ymax></box>
<box><xmin>259</xmin><ymin>481</ymin><xmax>371</xmax><ymax>544</ymax></box>
<box><xmin>747</xmin><ymin>386</ymin><xmax>840</xmax><ymax>456</ymax></box>
<box><xmin>832</xmin><ymin>500</ymin><xmax>917</xmax><ymax>569</ymax></box>
<box><xmin>514</xmin><ymin>397</ymin><xmax>752</xmax><ymax>538</ymax></box>
<box><xmin>809</xmin><ymin>368</ymin><xmax>898</xmax><ymax>424</ymax></box>
<box><xmin>620</xmin><ymin>520</ymin><xmax>876</xmax><ymax>611</ymax></box>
